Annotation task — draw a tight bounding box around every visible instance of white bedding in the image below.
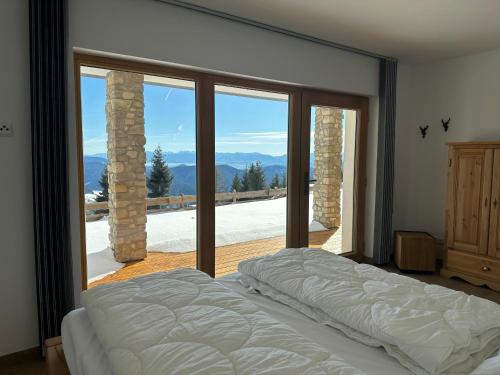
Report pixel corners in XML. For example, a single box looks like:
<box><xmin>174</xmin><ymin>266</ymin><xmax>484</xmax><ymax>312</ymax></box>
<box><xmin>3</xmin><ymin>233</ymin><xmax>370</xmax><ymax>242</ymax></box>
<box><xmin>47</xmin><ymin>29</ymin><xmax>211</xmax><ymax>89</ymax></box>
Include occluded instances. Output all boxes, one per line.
<box><xmin>62</xmin><ymin>274</ymin><xmax>414</xmax><ymax>375</ymax></box>
<box><xmin>61</xmin><ymin>308</ymin><xmax>113</xmax><ymax>375</ymax></box>
<box><xmin>80</xmin><ymin>268</ymin><xmax>364</xmax><ymax>375</ymax></box>
<box><xmin>238</xmin><ymin>248</ymin><xmax>500</xmax><ymax>375</ymax></box>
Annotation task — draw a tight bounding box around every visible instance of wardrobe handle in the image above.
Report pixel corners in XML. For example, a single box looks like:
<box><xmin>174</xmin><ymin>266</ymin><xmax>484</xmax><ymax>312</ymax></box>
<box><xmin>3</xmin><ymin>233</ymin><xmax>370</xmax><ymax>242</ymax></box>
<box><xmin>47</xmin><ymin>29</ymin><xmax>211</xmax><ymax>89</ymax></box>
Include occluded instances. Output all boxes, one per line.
<box><xmin>481</xmin><ymin>266</ymin><xmax>491</xmax><ymax>272</ymax></box>
<box><xmin>494</xmin><ymin>199</ymin><xmax>498</xmax><ymax>209</ymax></box>
<box><xmin>485</xmin><ymin>197</ymin><xmax>488</xmax><ymax>208</ymax></box>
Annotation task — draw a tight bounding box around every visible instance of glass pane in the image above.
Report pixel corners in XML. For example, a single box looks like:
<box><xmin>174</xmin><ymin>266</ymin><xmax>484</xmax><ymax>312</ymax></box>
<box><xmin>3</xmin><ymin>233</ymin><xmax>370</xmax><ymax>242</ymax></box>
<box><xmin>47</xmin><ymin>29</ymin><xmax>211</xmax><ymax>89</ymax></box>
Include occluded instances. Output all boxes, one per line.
<box><xmin>309</xmin><ymin>106</ymin><xmax>357</xmax><ymax>254</ymax></box>
<box><xmin>214</xmin><ymin>85</ymin><xmax>289</xmax><ymax>276</ymax></box>
<box><xmin>81</xmin><ymin>67</ymin><xmax>197</xmax><ymax>287</ymax></box>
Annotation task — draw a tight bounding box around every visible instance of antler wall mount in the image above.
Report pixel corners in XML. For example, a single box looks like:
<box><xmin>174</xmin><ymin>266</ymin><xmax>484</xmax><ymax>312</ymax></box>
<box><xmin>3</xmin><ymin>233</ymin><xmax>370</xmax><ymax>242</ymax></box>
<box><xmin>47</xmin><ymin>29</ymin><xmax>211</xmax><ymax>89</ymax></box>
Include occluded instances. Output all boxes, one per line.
<box><xmin>441</xmin><ymin>118</ymin><xmax>451</xmax><ymax>132</ymax></box>
<box><xmin>419</xmin><ymin>125</ymin><xmax>429</xmax><ymax>139</ymax></box>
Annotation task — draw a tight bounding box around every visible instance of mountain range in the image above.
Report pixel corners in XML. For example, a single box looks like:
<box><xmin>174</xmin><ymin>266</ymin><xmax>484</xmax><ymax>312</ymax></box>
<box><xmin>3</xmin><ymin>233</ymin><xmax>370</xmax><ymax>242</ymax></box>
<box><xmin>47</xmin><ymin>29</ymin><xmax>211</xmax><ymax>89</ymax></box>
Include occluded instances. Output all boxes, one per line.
<box><xmin>90</xmin><ymin>151</ymin><xmax>292</xmax><ymax>170</ymax></box>
<box><xmin>83</xmin><ymin>151</ymin><xmax>313</xmax><ymax>195</ymax></box>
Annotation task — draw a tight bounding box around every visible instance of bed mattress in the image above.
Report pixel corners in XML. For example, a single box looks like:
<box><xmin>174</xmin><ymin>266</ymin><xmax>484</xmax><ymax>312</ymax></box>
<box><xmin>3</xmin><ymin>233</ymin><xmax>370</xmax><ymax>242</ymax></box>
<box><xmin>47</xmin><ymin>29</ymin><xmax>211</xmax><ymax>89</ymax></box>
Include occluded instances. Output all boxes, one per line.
<box><xmin>62</xmin><ymin>272</ymin><xmax>412</xmax><ymax>375</ymax></box>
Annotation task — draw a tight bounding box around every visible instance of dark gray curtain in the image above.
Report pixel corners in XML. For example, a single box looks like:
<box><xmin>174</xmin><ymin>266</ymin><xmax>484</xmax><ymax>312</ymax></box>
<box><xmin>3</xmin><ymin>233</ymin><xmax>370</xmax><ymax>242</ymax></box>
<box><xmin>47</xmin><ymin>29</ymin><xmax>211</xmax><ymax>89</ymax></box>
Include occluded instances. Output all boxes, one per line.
<box><xmin>29</xmin><ymin>0</ymin><xmax>74</xmax><ymax>348</ymax></box>
<box><xmin>373</xmin><ymin>59</ymin><xmax>397</xmax><ymax>264</ymax></box>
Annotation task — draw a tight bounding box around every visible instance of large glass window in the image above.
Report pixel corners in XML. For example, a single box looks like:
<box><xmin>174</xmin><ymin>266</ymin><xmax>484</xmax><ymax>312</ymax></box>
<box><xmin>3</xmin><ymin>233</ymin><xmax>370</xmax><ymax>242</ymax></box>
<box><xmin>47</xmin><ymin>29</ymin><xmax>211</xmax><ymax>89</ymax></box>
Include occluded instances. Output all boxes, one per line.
<box><xmin>76</xmin><ymin>58</ymin><xmax>368</xmax><ymax>287</ymax></box>
<box><xmin>213</xmin><ymin>85</ymin><xmax>289</xmax><ymax>276</ymax></box>
<box><xmin>81</xmin><ymin>67</ymin><xmax>197</xmax><ymax>287</ymax></box>
<box><xmin>308</xmin><ymin>106</ymin><xmax>357</xmax><ymax>254</ymax></box>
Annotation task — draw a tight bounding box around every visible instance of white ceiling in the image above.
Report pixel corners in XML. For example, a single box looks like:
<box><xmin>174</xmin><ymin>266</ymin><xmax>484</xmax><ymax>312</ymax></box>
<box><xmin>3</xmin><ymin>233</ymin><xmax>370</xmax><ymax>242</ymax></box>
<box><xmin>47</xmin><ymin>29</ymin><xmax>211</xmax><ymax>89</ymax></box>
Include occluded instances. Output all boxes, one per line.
<box><xmin>181</xmin><ymin>0</ymin><xmax>500</xmax><ymax>64</ymax></box>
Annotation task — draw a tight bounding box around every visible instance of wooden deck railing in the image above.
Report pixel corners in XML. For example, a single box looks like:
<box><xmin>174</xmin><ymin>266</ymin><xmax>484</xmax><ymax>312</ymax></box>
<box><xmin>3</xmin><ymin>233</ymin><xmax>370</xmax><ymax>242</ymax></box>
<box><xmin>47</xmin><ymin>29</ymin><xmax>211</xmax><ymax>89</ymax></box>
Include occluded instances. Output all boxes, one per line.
<box><xmin>85</xmin><ymin>187</ymin><xmax>288</xmax><ymax>218</ymax></box>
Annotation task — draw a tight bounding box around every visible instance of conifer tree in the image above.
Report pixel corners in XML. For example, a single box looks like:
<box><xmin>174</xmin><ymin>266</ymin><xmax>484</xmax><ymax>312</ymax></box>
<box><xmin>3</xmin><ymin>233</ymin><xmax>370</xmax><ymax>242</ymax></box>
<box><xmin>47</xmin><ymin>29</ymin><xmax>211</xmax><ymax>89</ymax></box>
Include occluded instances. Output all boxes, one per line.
<box><xmin>247</xmin><ymin>163</ymin><xmax>257</xmax><ymax>190</ymax></box>
<box><xmin>147</xmin><ymin>145</ymin><xmax>173</xmax><ymax>197</ymax></box>
<box><xmin>252</xmin><ymin>161</ymin><xmax>266</xmax><ymax>190</ymax></box>
<box><xmin>231</xmin><ymin>173</ymin><xmax>242</xmax><ymax>192</ymax></box>
<box><xmin>240</xmin><ymin>162</ymin><xmax>267</xmax><ymax>191</ymax></box>
<box><xmin>270</xmin><ymin>173</ymin><xmax>281</xmax><ymax>189</ymax></box>
<box><xmin>241</xmin><ymin>167</ymin><xmax>250</xmax><ymax>192</ymax></box>
<box><xmin>95</xmin><ymin>166</ymin><xmax>109</xmax><ymax>202</ymax></box>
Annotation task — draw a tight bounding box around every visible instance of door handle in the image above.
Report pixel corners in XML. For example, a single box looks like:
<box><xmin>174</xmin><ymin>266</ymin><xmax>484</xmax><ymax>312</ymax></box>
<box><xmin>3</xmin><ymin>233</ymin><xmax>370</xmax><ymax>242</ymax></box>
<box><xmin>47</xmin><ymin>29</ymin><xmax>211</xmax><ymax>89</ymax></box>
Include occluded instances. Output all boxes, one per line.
<box><xmin>304</xmin><ymin>172</ymin><xmax>316</xmax><ymax>195</ymax></box>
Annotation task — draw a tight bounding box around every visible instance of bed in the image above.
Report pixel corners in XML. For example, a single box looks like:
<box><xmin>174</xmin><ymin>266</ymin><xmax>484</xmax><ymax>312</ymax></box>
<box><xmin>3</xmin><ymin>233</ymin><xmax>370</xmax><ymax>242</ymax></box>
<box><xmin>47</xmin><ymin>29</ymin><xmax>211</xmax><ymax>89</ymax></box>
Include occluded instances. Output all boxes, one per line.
<box><xmin>64</xmin><ymin>268</ymin><xmax>368</xmax><ymax>375</ymax></box>
<box><xmin>62</xmin><ymin>272</ymin><xmax>413</xmax><ymax>375</ymax></box>
<box><xmin>61</xmin><ymin>256</ymin><xmax>500</xmax><ymax>375</ymax></box>
<box><xmin>237</xmin><ymin>248</ymin><xmax>500</xmax><ymax>374</ymax></box>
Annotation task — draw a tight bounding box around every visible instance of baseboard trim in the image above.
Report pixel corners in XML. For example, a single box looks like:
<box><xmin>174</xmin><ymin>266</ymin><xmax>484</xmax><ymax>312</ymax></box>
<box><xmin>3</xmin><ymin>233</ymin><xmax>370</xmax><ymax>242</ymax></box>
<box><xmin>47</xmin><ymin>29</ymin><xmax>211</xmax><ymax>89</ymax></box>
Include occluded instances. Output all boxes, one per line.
<box><xmin>360</xmin><ymin>256</ymin><xmax>373</xmax><ymax>264</ymax></box>
<box><xmin>361</xmin><ymin>256</ymin><xmax>442</xmax><ymax>269</ymax></box>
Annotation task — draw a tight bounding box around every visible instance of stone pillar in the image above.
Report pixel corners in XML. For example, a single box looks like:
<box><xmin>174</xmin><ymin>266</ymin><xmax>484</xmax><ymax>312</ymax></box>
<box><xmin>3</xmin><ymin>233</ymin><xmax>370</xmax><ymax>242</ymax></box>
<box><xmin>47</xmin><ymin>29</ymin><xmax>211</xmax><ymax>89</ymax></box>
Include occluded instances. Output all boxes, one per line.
<box><xmin>106</xmin><ymin>71</ymin><xmax>147</xmax><ymax>262</ymax></box>
<box><xmin>313</xmin><ymin>107</ymin><xmax>343</xmax><ymax>229</ymax></box>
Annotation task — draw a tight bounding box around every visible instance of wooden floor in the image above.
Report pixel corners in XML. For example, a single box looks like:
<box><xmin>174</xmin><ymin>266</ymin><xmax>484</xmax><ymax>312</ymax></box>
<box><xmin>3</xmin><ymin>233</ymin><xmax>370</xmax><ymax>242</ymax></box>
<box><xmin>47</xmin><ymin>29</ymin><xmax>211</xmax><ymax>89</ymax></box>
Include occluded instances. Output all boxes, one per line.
<box><xmin>89</xmin><ymin>230</ymin><xmax>500</xmax><ymax>303</ymax></box>
<box><xmin>0</xmin><ymin>349</ymin><xmax>48</xmax><ymax>375</ymax></box>
<box><xmin>384</xmin><ymin>264</ymin><xmax>500</xmax><ymax>304</ymax></box>
<box><xmin>89</xmin><ymin>229</ymin><xmax>336</xmax><ymax>288</ymax></box>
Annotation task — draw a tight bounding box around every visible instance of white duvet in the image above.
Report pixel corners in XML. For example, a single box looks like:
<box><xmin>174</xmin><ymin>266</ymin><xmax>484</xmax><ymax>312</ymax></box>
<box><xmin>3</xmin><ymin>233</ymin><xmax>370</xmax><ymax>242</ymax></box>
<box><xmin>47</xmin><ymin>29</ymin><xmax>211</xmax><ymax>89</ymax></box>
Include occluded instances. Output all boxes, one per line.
<box><xmin>238</xmin><ymin>248</ymin><xmax>500</xmax><ymax>375</ymax></box>
<box><xmin>81</xmin><ymin>268</ymin><xmax>364</xmax><ymax>375</ymax></box>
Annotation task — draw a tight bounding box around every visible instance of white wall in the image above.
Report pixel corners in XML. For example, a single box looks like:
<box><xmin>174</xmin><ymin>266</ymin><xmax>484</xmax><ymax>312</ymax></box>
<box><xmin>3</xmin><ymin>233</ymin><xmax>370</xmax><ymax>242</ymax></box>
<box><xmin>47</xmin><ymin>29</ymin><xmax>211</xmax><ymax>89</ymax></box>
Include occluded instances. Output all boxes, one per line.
<box><xmin>68</xmin><ymin>0</ymin><xmax>379</xmax><ymax>96</ymax></box>
<box><xmin>67</xmin><ymin>0</ymin><xmax>381</xmax><ymax>300</ymax></box>
<box><xmin>393</xmin><ymin>49</ymin><xmax>500</xmax><ymax>244</ymax></box>
<box><xmin>0</xmin><ymin>0</ymin><xmax>39</xmax><ymax>356</ymax></box>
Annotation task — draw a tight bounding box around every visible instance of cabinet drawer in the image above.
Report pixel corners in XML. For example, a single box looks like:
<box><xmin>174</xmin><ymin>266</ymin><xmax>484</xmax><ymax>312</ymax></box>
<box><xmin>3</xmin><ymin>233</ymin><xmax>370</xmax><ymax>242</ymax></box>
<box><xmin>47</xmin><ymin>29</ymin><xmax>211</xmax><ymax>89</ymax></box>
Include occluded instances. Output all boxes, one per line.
<box><xmin>447</xmin><ymin>249</ymin><xmax>500</xmax><ymax>282</ymax></box>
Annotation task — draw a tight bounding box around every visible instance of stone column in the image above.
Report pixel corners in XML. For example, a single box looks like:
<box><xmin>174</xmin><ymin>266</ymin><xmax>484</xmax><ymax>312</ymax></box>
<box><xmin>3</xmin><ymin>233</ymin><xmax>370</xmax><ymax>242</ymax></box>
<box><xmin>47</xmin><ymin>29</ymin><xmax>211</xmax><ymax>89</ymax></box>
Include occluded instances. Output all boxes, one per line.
<box><xmin>106</xmin><ymin>71</ymin><xmax>147</xmax><ymax>262</ymax></box>
<box><xmin>313</xmin><ymin>107</ymin><xmax>343</xmax><ymax>229</ymax></box>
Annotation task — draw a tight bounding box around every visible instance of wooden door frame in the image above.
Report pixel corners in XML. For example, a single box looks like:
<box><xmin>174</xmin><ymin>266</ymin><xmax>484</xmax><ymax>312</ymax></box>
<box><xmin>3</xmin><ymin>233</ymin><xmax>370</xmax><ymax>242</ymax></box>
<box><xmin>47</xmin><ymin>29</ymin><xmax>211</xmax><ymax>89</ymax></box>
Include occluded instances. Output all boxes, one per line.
<box><xmin>196</xmin><ymin>77</ymin><xmax>216</xmax><ymax>276</ymax></box>
<box><xmin>74</xmin><ymin>52</ymin><xmax>368</xmax><ymax>288</ymax></box>
<box><xmin>300</xmin><ymin>90</ymin><xmax>369</xmax><ymax>261</ymax></box>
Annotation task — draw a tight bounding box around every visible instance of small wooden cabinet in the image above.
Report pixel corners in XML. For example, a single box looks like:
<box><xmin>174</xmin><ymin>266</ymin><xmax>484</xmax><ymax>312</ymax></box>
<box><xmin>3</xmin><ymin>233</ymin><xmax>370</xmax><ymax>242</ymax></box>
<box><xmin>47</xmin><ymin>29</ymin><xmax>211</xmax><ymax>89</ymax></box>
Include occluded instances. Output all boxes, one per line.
<box><xmin>394</xmin><ymin>231</ymin><xmax>436</xmax><ymax>272</ymax></box>
<box><xmin>441</xmin><ymin>142</ymin><xmax>500</xmax><ymax>291</ymax></box>
<box><xmin>45</xmin><ymin>337</ymin><xmax>70</xmax><ymax>375</ymax></box>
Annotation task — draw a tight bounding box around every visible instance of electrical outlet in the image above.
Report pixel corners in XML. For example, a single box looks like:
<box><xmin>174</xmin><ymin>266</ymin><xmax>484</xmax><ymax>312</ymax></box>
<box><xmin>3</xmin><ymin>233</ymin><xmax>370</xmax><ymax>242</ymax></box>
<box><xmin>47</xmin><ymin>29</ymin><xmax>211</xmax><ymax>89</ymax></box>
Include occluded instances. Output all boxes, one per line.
<box><xmin>0</xmin><ymin>122</ymin><xmax>13</xmax><ymax>137</ymax></box>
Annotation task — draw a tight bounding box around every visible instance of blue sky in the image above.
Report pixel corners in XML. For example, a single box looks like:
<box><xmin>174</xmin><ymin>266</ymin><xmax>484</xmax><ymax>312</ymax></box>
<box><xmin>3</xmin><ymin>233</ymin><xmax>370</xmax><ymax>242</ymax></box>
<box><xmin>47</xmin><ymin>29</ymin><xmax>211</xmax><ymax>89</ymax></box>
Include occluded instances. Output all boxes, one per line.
<box><xmin>81</xmin><ymin>76</ymin><xmax>290</xmax><ymax>156</ymax></box>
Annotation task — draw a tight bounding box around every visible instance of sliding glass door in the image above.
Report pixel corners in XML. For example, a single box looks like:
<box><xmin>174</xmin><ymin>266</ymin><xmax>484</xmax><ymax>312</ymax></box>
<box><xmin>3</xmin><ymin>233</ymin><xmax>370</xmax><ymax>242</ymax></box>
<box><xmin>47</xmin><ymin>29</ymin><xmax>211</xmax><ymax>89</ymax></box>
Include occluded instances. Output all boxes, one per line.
<box><xmin>307</xmin><ymin>105</ymin><xmax>357</xmax><ymax>254</ymax></box>
<box><xmin>75</xmin><ymin>54</ymin><xmax>368</xmax><ymax>288</ymax></box>
<box><xmin>79</xmin><ymin>65</ymin><xmax>198</xmax><ymax>288</ymax></box>
<box><xmin>213</xmin><ymin>85</ymin><xmax>289</xmax><ymax>276</ymax></box>
<box><xmin>299</xmin><ymin>91</ymin><xmax>368</xmax><ymax>258</ymax></box>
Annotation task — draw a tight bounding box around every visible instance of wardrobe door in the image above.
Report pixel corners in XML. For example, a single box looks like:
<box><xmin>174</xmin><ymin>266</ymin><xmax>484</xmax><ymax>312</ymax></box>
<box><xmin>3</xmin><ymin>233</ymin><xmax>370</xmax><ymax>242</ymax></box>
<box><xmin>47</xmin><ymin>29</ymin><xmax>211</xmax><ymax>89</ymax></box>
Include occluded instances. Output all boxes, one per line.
<box><xmin>448</xmin><ymin>148</ymin><xmax>493</xmax><ymax>255</ymax></box>
<box><xmin>488</xmin><ymin>149</ymin><xmax>500</xmax><ymax>258</ymax></box>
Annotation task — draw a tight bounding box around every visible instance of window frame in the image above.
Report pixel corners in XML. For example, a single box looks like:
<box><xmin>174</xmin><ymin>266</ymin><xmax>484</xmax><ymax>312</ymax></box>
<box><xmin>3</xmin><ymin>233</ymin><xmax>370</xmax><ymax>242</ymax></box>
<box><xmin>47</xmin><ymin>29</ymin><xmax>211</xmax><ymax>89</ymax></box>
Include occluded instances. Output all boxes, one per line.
<box><xmin>74</xmin><ymin>53</ymin><xmax>368</xmax><ymax>289</ymax></box>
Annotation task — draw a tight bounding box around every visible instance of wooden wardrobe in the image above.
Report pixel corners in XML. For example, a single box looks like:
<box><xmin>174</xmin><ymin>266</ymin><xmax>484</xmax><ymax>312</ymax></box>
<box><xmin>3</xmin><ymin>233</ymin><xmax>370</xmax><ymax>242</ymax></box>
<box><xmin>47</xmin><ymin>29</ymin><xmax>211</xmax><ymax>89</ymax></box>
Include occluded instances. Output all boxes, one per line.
<box><xmin>441</xmin><ymin>142</ymin><xmax>500</xmax><ymax>291</ymax></box>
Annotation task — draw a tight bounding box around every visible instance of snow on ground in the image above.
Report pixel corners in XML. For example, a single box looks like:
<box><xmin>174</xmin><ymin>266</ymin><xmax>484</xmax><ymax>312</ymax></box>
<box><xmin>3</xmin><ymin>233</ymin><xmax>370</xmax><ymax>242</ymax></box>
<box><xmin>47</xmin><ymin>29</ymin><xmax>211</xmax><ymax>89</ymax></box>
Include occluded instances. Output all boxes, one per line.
<box><xmin>86</xmin><ymin>195</ymin><xmax>326</xmax><ymax>281</ymax></box>
<box><xmin>85</xmin><ymin>192</ymin><xmax>99</xmax><ymax>203</ymax></box>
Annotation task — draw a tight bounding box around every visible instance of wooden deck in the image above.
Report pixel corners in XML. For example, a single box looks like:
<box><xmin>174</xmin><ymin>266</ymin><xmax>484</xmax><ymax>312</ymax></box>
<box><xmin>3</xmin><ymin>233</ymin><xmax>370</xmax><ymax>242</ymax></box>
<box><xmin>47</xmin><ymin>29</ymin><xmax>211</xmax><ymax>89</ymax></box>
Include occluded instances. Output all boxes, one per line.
<box><xmin>89</xmin><ymin>229</ymin><xmax>337</xmax><ymax>288</ymax></box>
